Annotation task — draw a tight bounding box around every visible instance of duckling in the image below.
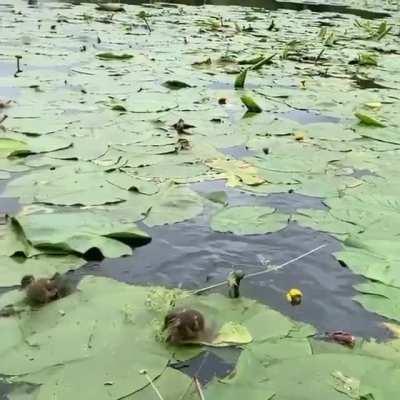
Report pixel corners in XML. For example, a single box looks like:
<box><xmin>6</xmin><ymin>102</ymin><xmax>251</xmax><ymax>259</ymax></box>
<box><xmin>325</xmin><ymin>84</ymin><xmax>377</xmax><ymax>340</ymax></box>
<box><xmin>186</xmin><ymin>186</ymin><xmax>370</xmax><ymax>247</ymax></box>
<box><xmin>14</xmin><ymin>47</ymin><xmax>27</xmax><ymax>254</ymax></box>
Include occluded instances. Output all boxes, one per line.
<box><xmin>20</xmin><ymin>275</ymin><xmax>58</xmax><ymax>306</ymax></box>
<box><xmin>49</xmin><ymin>272</ymin><xmax>73</xmax><ymax>299</ymax></box>
<box><xmin>163</xmin><ymin>308</ymin><xmax>205</xmax><ymax>344</ymax></box>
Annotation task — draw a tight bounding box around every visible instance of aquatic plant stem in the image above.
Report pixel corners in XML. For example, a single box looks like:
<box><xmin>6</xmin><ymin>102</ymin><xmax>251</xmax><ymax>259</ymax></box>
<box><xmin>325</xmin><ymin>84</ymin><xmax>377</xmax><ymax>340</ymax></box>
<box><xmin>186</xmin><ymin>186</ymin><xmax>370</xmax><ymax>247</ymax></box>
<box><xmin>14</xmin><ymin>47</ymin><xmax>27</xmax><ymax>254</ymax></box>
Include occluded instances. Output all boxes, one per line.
<box><xmin>192</xmin><ymin>244</ymin><xmax>327</xmax><ymax>295</ymax></box>
<box><xmin>140</xmin><ymin>370</ymin><xmax>165</xmax><ymax>400</ymax></box>
<box><xmin>193</xmin><ymin>377</ymin><xmax>206</xmax><ymax>400</ymax></box>
<box><xmin>178</xmin><ymin>351</ymin><xmax>209</xmax><ymax>400</ymax></box>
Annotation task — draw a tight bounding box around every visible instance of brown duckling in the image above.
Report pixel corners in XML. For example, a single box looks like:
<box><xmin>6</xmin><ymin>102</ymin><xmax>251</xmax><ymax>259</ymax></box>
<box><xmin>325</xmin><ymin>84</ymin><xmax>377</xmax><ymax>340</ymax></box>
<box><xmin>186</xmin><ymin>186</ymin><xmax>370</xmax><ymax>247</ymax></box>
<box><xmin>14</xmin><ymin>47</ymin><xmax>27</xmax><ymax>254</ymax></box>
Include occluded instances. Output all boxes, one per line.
<box><xmin>49</xmin><ymin>272</ymin><xmax>73</xmax><ymax>299</ymax></box>
<box><xmin>163</xmin><ymin>308</ymin><xmax>206</xmax><ymax>344</ymax></box>
<box><xmin>20</xmin><ymin>275</ymin><xmax>58</xmax><ymax>306</ymax></box>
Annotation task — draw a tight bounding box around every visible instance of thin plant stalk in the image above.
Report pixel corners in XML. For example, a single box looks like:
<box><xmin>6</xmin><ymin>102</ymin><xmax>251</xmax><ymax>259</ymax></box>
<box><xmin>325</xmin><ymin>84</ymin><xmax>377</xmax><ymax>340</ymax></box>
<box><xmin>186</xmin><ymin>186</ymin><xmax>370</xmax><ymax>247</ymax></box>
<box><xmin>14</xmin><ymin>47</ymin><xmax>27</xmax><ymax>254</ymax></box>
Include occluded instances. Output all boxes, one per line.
<box><xmin>193</xmin><ymin>377</ymin><xmax>205</xmax><ymax>400</ymax></box>
<box><xmin>140</xmin><ymin>370</ymin><xmax>165</xmax><ymax>400</ymax></box>
<box><xmin>178</xmin><ymin>351</ymin><xmax>209</xmax><ymax>400</ymax></box>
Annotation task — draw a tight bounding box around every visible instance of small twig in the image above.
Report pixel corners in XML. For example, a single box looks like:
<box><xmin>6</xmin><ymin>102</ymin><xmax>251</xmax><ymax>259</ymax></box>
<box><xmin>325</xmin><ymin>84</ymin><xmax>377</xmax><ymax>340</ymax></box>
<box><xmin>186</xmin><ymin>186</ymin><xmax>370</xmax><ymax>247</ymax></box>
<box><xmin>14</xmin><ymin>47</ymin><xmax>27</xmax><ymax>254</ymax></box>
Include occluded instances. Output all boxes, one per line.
<box><xmin>178</xmin><ymin>351</ymin><xmax>209</xmax><ymax>400</ymax></box>
<box><xmin>71</xmin><ymin>68</ymin><xmax>95</xmax><ymax>75</ymax></box>
<box><xmin>193</xmin><ymin>377</ymin><xmax>205</xmax><ymax>400</ymax></box>
<box><xmin>144</xmin><ymin>17</ymin><xmax>152</xmax><ymax>33</ymax></box>
<box><xmin>0</xmin><ymin>114</ymin><xmax>8</xmax><ymax>125</ymax></box>
<box><xmin>315</xmin><ymin>48</ymin><xmax>325</xmax><ymax>65</ymax></box>
<box><xmin>139</xmin><ymin>370</ymin><xmax>165</xmax><ymax>400</ymax></box>
<box><xmin>192</xmin><ymin>244</ymin><xmax>327</xmax><ymax>295</ymax></box>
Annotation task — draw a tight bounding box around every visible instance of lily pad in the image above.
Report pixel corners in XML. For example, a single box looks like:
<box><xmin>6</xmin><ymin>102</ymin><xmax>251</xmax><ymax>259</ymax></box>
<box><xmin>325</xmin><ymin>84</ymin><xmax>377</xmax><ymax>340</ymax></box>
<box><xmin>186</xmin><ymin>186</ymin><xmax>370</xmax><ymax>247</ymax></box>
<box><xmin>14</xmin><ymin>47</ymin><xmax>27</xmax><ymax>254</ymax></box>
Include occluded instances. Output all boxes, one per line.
<box><xmin>211</xmin><ymin>322</ymin><xmax>252</xmax><ymax>346</ymax></box>
<box><xmin>206</xmin><ymin>158</ymin><xmax>265</xmax><ymax>187</ymax></box>
<box><xmin>0</xmin><ymin>255</ymin><xmax>85</xmax><ymax>287</ymax></box>
<box><xmin>14</xmin><ymin>210</ymin><xmax>150</xmax><ymax>258</ymax></box>
<box><xmin>144</xmin><ymin>183</ymin><xmax>204</xmax><ymax>227</ymax></box>
<box><xmin>4</xmin><ymin>164</ymin><xmax>129</xmax><ymax>206</ymax></box>
<box><xmin>211</xmin><ymin>206</ymin><xmax>288</xmax><ymax>235</ymax></box>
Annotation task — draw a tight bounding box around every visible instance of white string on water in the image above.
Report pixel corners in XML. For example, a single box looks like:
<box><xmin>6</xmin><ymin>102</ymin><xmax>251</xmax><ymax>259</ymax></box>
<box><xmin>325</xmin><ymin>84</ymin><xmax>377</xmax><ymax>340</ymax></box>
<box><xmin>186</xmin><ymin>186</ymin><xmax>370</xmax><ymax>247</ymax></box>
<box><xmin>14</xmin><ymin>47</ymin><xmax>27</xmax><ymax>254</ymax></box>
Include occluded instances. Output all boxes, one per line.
<box><xmin>192</xmin><ymin>244</ymin><xmax>327</xmax><ymax>295</ymax></box>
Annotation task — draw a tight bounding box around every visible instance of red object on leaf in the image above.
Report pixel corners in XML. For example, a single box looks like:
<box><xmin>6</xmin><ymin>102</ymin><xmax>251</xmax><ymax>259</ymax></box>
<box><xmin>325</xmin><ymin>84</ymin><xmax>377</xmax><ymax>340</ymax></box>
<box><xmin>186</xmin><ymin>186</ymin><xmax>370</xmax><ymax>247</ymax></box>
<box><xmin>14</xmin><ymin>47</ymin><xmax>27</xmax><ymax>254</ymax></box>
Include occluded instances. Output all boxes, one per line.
<box><xmin>326</xmin><ymin>331</ymin><xmax>356</xmax><ymax>348</ymax></box>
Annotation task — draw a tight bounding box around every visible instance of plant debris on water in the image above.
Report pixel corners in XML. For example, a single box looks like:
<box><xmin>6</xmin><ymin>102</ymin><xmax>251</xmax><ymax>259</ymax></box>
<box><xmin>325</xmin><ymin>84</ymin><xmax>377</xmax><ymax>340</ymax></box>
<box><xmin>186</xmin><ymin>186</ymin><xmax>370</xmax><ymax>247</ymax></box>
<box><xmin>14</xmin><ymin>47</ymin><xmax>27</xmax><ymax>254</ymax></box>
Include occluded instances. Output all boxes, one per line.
<box><xmin>0</xmin><ymin>0</ymin><xmax>400</xmax><ymax>398</ymax></box>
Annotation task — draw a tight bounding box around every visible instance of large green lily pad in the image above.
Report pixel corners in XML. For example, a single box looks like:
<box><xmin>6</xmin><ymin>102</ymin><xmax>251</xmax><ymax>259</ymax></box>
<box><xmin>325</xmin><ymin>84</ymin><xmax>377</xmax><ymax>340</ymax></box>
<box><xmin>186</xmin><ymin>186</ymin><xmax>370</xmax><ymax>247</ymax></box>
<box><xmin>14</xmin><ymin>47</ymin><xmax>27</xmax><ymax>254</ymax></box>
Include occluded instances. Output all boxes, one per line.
<box><xmin>211</xmin><ymin>206</ymin><xmax>289</xmax><ymax>235</ymax></box>
<box><xmin>144</xmin><ymin>183</ymin><xmax>204</xmax><ymax>227</ymax></box>
<box><xmin>0</xmin><ymin>255</ymin><xmax>85</xmax><ymax>287</ymax></box>
<box><xmin>14</xmin><ymin>210</ymin><xmax>150</xmax><ymax>258</ymax></box>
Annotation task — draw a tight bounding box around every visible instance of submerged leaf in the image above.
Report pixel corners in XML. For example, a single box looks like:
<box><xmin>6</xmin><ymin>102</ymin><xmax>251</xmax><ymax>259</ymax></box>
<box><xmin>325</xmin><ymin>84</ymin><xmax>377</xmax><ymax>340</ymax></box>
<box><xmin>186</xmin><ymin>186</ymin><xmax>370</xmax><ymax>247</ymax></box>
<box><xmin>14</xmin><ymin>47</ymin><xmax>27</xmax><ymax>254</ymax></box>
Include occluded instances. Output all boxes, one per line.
<box><xmin>203</xmin><ymin>190</ymin><xmax>228</xmax><ymax>206</ymax></box>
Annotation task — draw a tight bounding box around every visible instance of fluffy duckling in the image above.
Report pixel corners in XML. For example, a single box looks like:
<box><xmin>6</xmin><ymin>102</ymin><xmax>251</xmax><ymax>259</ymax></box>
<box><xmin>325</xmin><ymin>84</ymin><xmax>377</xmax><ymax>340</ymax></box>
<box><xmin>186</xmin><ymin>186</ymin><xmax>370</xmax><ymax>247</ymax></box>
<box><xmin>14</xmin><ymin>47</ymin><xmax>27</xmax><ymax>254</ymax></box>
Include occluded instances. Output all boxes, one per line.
<box><xmin>20</xmin><ymin>273</ymin><xmax>72</xmax><ymax>306</ymax></box>
<box><xmin>20</xmin><ymin>275</ymin><xmax>58</xmax><ymax>305</ymax></box>
<box><xmin>163</xmin><ymin>308</ymin><xmax>205</xmax><ymax>344</ymax></box>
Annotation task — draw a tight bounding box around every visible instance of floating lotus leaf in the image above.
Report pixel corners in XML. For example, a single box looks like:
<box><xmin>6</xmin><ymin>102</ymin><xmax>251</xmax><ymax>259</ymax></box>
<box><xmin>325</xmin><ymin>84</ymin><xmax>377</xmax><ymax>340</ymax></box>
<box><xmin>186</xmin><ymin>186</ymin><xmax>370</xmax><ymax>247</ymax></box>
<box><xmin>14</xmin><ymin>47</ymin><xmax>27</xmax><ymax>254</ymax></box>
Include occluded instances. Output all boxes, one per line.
<box><xmin>144</xmin><ymin>183</ymin><xmax>204</xmax><ymax>227</ymax></box>
<box><xmin>294</xmin><ymin>208</ymin><xmax>361</xmax><ymax>237</ymax></box>
<box><xmin>211</xmin><ymin>206</ymin><xmax>288</xmax><ymax>235</ymax></box>
<box><xmin>206</xmin><ymin>158</ymin><xmax>265</xmax><ymax>187</ymax></box>
<box><xmin>335</xmin><ymin>241</ymin><xmax>400</xmax><ymax>289</ymax></box>
<box><xmin>0</xmin><ymin>219</ymin><xmax>40</xmax><ymax>257</ymax></box>
<box><xmin>205</xmin><ymin>351</ymin><xmax>276</xmax><ymax>400</ymax></box>
<box><xmin>125</xmin><ymin>93</ymin><xmax>177</xmax><ymax>113</ymax></box>
<box><xmin>1</xmin><ymin>134</ymin><xmax>72</xmax><ymax>157</ymax></box>
<box><xmin>106</xmin><ymin>172</ymin><xmax>159</xmax><ymax>195</ymax></box>
<box><xmin>127</xmin><ymin>368</ymin><xmax>194</xmax><ymax>400</ymax></box>
<box><xmin>209</xmin><ymin>322</ymin><xmax>252</xmax><ymax>347</ymax></box>
<box><xmin>1</xmin><ymin>1</ymin><xmax>400</xmax><ymax>398</ymax></box>
<box><xmin>4</xmin><ymin>163</ymin><xmax>129</xmax><ymax>206</ymax></box>
<box><xmin>0</xmin><ymin>255</ymin><xmax>84</xmax><ymax>287</ymax></box>
<box><xmin>354</xmin><ymin>281</ymin><xmax>400</xmax><ymax>323</ymax></box>
<box><xmin>14</xmin><ymin>210</ymin><xmax>150</xmax><ymax>258</ymax></box>
<box><xmin>4</xmin><ymin>117</ymin><xmax>74</xmax><ymax>136</ymax></box>
<box><xmin>0</xmin><ymin>138</ymin><xmax>27</xmax><ymax>157</ymax></box>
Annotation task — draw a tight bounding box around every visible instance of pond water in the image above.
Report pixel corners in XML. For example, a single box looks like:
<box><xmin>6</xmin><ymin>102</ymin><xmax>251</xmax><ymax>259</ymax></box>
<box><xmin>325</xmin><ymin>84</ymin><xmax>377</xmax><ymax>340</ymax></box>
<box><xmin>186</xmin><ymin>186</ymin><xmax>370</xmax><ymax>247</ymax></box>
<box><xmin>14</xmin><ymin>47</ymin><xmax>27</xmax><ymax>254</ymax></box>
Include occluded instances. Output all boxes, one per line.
<box><xmin>0</xmin><ymin>0</ymin><xmax>399</xmax><ymax>394</ymax></box>
<box><xmin>0</xmin><ymin>0</ymin><xmax>392</xmax><ymax>336</ymax></box>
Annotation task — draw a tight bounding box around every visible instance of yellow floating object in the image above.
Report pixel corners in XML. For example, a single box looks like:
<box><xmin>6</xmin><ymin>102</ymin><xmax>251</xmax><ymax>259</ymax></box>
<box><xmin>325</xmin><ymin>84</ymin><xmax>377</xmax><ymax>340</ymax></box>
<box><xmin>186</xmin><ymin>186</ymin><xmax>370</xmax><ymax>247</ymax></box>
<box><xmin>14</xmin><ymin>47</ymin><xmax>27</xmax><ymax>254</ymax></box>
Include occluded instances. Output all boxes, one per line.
<box><xmin>294</xmin><ymin>132</ymin><xmax>305</xmax><ymax>141</ymax></box>
<box><xmin>286</xmin><ymin>288</ymin><xmax>303</xmax><ymax>305</ymax></box>
<box><xmin>365</xmin><ymin>102</ymin><xmax>382</xmax><ymax>110</ymax></box>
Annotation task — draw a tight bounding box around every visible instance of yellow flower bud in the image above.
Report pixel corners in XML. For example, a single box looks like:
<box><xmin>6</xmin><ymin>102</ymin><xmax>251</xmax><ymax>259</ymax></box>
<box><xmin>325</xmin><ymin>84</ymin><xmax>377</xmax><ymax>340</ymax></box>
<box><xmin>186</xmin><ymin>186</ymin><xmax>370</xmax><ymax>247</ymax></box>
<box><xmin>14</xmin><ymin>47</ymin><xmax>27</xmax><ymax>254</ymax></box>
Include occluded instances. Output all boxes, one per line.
<box><xmin>286</xmin><ymin>288</ymin><xmax>303</xmax><ymax>305</ymax></box>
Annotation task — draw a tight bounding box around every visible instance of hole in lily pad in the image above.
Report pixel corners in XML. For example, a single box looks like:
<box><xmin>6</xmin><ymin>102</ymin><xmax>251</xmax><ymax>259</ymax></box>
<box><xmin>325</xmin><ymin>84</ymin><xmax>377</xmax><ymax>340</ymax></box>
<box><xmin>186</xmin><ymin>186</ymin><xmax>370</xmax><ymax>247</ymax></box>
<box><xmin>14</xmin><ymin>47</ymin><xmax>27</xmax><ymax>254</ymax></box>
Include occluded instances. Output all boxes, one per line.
<box><xmin>219</xmin><ymin>145</ymin><xmax>256</xmax><ymax>159</ymax></box>
<box><xmin>172</xmin><ymin>349</ymin><xmax>239</xmax><ymax>385</ymax></box>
